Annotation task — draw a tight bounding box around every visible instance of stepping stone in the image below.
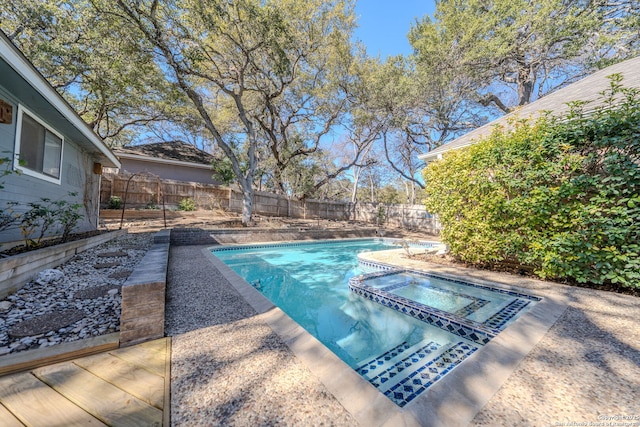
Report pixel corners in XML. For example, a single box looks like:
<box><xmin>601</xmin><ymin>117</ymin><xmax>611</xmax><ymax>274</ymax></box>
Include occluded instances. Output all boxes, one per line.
<box><xmin>8</xmin><ymin>309</ymin><xmax>85</xmax><ymax>338</ymax></box>
<box><xmin>93</xmin><ymin>262</ymin><xmax>120</xmax><ymax>269</ymax></box>
<box><xmin>108</xmin><ymin>270</ymin><xmax>133</xmax><ymax>279</ymax></box>
<box><xmin>73</xmin><ymin>285</ymin><xmax>121</xmax><ymax>300</ymax></box>
<box><xmin>97</xmin><ymin>251</ymin><xmax>129</xmax><ymax>258</ymax></box>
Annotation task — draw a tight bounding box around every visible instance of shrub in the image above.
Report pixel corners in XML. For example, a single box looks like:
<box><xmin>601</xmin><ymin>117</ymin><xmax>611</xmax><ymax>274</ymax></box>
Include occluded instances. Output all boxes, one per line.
<box><xmin>178</xmin><ymin>198</ymin><xmax>197</xmax><ymax>211</ymax></box>
<box><xmin>423</xmin><ymin>75</ymin><xmax>640</xmax><ymax>289</ymax></box>
<box><xmin>107</xmin><ymin>196</ymin><xmax>122</xmax><ymax>209</ymax></box>
<box><xmin>54</xmin><ymin>193</ymin><xmax>83</xmax><ymax>242</ymax></box>
<box><xmin>0</xmin><ymin>202</ymin><xmax>19</xmax><ymax>232</ymax></box>
<box><xmin>18</xmin><ymin>193</ymin><xmax>84</xmax><ymax>248</ymax></box>
<box><xmin>20</xmin><ymin>198</ymin><xmax>59</xmax><ymax>248</ymax></box>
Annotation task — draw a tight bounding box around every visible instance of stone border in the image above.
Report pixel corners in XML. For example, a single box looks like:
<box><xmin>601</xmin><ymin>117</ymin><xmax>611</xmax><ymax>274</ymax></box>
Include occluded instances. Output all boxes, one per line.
<box><xmin>203</xmin><ymin>243</ymin><xmax>568</xmax><ymax>427</ymax></box>
<box><xmin>0</xmin><ymin>230</ymin><xmax>127</xmax><ymax>299</ymax></box>
<box><xmin>119</xmin><ymin>229</ymin><xmax>171</xmax><ymax>346</ymax></box>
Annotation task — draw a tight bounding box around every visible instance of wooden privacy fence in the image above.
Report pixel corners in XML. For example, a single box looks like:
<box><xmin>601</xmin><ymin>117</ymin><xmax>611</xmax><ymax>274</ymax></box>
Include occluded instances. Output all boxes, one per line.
<box><xmin>101</xmin><ymin>173</ymin><xmax>440</xmax><ymax>233</ymax></box>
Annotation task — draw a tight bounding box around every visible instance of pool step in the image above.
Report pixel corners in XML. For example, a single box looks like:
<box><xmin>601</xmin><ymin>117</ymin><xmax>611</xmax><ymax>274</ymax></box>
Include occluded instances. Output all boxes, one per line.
<box><xmin>356</xmin><ymin>340</ymin><xmax>439</xmax><ymax>379</ymax></box>
<box><xmin>359</xmin><ymin>341</ymin><xmax>479</xmax><ymax>407</ymax></box>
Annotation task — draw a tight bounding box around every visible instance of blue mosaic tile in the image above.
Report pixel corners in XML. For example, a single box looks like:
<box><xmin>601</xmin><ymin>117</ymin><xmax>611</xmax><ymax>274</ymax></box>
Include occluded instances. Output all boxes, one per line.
<box><xmin>454</xmin><ymin>299</ymin><xmax>491</xmax><ymax>317</ymax></box>
<box><xmin>356</xmin><ymin>341</ymin><xmax>413</xmax><ymax>376</ymax></box>
<box><xmin>382</xmin><ymin>341</ymin><xmax>478</xmax><ymax>407</ymax></box>
<box><xmin>348</xmin><ymin>276</ymin><xmax>498</xmax><ymax>345</ymax></box>
<box><xmin>365</xmin><ymin>342</ymin><xmax>441</xmax><ymax>389</ymax></box>
<box><xmin>483</xmin><ymin>298</ymin><xmax>531</xmax><ymax>330</ymax></box>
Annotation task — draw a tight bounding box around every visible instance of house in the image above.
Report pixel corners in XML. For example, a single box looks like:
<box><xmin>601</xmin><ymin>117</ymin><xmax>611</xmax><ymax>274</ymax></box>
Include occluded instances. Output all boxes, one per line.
<box><xmin>109</xmin><ymin>141</ymin><xmax>220</xmax><ymax>185</ymax></box>
<box><xmin>0</xmin><ymin>30</ymin><xmax>120</xmax><ymax>245</ymax></box>
<box><xmin>419</xmin><ymin>56</ymin><xmax>640</xmax><ymax>164</ymax></box>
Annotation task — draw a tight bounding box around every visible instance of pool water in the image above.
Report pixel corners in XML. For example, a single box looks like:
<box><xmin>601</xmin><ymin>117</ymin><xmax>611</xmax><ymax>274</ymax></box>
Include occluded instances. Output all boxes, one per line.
<box><xmin>214</xmin><ymin>240</ymin><xmax>452</xmax><ymax>365</ymax></box>
<box><xmin>212</xmin><ymin>239</ymin><xmax>538</xmax><ymax>407</ymax></box>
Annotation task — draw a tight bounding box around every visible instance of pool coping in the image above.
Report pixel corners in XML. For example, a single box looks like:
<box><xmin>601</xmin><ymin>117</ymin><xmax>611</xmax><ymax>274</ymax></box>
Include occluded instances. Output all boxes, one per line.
<box><xmin>202</xmin><ymin>243</ymin><xmax>568</xmax><ymax>427</ymax></box>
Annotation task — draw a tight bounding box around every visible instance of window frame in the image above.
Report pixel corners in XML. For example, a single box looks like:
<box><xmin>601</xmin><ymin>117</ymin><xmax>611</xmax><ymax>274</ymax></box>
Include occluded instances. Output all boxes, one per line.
<box><xmin>13</xmin><ymin>105</ymin><xmax>64</xmax><ymax>185</ymax></box>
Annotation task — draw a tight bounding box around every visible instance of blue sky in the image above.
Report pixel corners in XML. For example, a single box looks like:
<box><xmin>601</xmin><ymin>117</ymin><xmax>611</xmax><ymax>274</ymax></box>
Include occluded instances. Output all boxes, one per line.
<box><xmin>354</xmin><ymin>1</ymin><xmax>436</xmax><ymax>58</ymax></box>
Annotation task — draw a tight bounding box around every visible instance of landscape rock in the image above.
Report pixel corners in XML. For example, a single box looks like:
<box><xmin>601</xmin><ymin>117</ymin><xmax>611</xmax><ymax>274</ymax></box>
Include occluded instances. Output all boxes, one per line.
<box><xmin>35</xmin><ymin>269</ymin><xmax>65</xmax><ymax>285</ymax></box>
<box><xmin>97</xmin><ymin>251</ymin><xmax>129</xmax><ymax>258</ymax></box>
<box><xmin>0</xmin><ymin>232</ymin><xmax>152</xmax><ymax>356</ymax></box>
<box><xmin>0</xmin><ymin>301</ymin><xmax>11</xmax><ymax>313</ymax></box>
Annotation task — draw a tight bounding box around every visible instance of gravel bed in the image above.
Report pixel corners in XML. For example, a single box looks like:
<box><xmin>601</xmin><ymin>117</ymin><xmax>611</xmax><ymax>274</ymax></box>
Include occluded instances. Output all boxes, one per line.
<box><xmin>0</xmin><ymin>232</ymin><xmax>152</xmax><ymax>356</ymax></box>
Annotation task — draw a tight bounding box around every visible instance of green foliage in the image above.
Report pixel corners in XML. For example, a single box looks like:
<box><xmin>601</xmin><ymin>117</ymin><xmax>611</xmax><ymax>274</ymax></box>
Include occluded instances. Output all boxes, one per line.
<box><xmin>0</xmin><ymin>0</ymin><xmax>180</xmax><ymax>146</ymax></box>
<box><xmin>211</xmin><ymin>158</ymin><xmax>236</xmax><ymax>186</ymax></box>
<box><xmin>107</xmin><ymin>196</ymin><xmax>122</xmax><ymax>210</ymax></box>
<box><xmin>376</xmin><ymin>205</ymin><xmax>386</xmax><ymax>225</ymax></box>
<box><xmin>18</xmin><ymin>193</ymin><xmax>84</xmax><ymax>248</ymax></box>
<box><xmin>378</xmin><ymin>185</ymin><xmax>403</xmax><ymax>204</ymax></box>
<box><xmin>20</xmin><ymin>198</ymin><xmax>60</xmax><ymax>248</ymax></box>
<box><xmin>178</xmin><ymin>198</ymin><xmax>197</xmax><ymax>211</ymax></box>
<box><xmin>424</xmin><ymin>76</ymin><xmax>640</xmax><ymax>289</ymax></box>
<box><xmin>410</xmin><ymin>0</ymin><xmax>639</xmax><ymax>110</ymax></box>
<box><xmin>55</xmin><ymin>193</ymin><xmax>83</xmax><ymax>242</ymax></box>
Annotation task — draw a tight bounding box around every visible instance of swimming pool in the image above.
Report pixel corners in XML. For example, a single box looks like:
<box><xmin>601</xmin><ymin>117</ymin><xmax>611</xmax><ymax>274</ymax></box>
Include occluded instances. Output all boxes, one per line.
<box><xmin>212</xmin><ymin>238</ymin><xmax>539</xmax><ymax>407</ymax></box>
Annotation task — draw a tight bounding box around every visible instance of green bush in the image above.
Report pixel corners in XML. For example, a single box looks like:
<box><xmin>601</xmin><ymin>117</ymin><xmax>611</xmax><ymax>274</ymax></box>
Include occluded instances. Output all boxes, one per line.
<box><xmin>18</xmin><ymin>192</ymin><xmax>84</xmax><ymax>248</ymax></box>
<box><xmin>107</xmin><ymin>195</ymin><xmax>122</xmax><ymax>209</ymax></box>
<box><xmin>178</xmin><ymin>198</ymin><xmax>197</xmax><ymax>211</ymax></box>
<box><xmin>423</xmin><ymin>74</ymin><xmax>640</xmax><ymax>289</ymax></box>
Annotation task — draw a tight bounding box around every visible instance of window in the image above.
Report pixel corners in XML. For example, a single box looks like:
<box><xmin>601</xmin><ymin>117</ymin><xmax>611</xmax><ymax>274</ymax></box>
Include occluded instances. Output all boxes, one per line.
<box><xmin>14</xmin><ymin>106</ymin><xmax>63</xmax><ymax>184</ymax></box>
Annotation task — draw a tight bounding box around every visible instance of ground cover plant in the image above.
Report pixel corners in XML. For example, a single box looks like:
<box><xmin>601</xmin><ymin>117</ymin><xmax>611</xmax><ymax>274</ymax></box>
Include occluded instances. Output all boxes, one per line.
<box><xmin>423</xmin><ymin>75</ymin><xmax>640</xmax><ymax>290</ymax></box>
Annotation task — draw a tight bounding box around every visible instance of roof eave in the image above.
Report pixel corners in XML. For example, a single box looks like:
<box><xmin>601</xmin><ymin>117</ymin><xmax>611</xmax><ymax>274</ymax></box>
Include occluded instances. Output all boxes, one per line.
<box><xmin>0</xmin><ymin>31</ymin><xmax>120</xmax><ymax>168</ymax></box>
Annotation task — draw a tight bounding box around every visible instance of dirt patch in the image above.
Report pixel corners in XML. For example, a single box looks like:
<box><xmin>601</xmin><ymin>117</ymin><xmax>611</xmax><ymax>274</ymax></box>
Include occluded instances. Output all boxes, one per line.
<box><xmin>100</xmin><ymin>209</ymin><xmax>438</xmax><ymax>240</ymax></box>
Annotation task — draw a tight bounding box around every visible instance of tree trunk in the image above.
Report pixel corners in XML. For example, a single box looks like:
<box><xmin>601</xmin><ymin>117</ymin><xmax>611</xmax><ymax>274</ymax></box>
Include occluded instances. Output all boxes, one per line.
<box><xmin>240</xmin><ymin>184</ymin><xmax>254</xmax><ymax>226</ymax></box>
<box><xmin>369</xmin><ymin>174</ymin><xmax>375</xmax><ymax>202</ymax></box>
<box><xmin>517</xmin><ymin>60</ymin><xmax>534</xmax><ymax>106</ymax></box>
<box><xmin>351</xmin><ymin>167</ymin><xmax>361</xmax><ymax>203</ymax></box>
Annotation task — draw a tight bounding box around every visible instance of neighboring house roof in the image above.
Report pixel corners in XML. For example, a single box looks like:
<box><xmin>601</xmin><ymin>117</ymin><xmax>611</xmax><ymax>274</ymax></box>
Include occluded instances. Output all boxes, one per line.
<box><xmin>114</xmin><ymin>141</ymin><xmax>217</xmax><ymax>170</ymax></box>
<box><xmin>0</xmin><ymin>31</ymin><xmax>120</xmax><ymax>168</ymax></box>
<box><xmin>419</xmin><ymin>56</ymin><xmax>640</xmax><ymax>164</ymax></box>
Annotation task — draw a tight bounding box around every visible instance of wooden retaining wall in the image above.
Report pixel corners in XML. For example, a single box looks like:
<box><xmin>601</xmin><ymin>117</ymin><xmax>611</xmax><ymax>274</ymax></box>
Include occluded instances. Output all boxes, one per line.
<box><xmin>0</xmin><ymin>230</ymin><xmax>127</xmax><ymax>299</ymax></box>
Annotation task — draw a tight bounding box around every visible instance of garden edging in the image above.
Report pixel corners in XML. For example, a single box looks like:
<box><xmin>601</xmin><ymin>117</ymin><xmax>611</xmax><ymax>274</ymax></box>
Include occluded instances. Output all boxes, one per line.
<box><xmin>0</xmin><ymin>229</ymin><xmax>127</xmax><ymax>299</ymax></box>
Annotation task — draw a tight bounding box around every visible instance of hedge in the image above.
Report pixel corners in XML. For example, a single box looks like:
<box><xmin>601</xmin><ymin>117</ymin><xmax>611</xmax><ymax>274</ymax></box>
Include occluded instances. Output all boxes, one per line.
<box><xmin>423</xmin><ymin>74</ymin><xmax>640</xmax><ymax>289</ymax></box>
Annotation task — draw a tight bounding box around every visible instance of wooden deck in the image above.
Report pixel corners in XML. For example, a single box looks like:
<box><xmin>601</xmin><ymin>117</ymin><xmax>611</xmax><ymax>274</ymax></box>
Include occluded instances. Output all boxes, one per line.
<box><xmin>0</xmin><ymin>338</ymin><xmax>170</xmax><ymax>427</ymax></box>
